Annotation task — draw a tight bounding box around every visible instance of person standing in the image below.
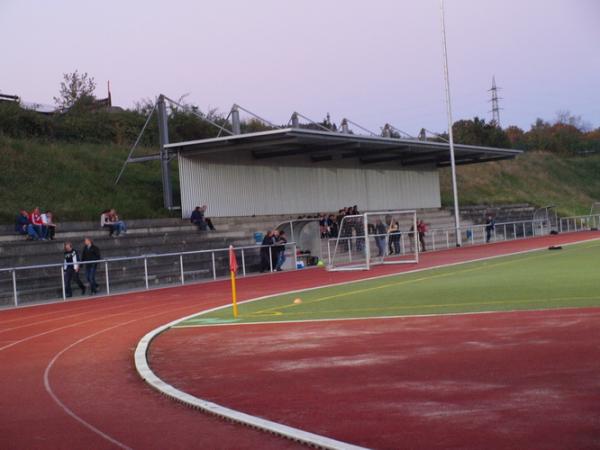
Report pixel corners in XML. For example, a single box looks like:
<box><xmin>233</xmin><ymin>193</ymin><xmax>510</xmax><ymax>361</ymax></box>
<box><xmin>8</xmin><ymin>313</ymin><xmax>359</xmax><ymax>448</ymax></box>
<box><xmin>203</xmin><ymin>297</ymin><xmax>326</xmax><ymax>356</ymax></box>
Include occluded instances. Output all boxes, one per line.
<box><xmin>485</xmin><ymin>215</ymin><xmax>496</xmax><ymax>243</ymax></box>
<box><xmin>260</xmin><ymin>230</ymin><xmax>276</xmax><ymax>272</ymax></box>
<box><xmin>388</xmin><ymin>219</ymin><xmax>401</xmax><ymax>256</ymax></box>
<box><xmin>417</xmin><ymin>219</ymin><xmax>428</xmax><ymax>252</ymax></box>
<box><xmin>374</xmin><ymin>219</ymin><xmax>388</xmax><ymax>257</ymax></box>
<box><xmin>63</xmin><ymin>242</ymin><xmax>85</xmax><ymax>297</ymax></box>
<box><xmin>275</xmin><ymin>231</ymin><xmax>288</xmax><ymax>271</ymax></box>
<box><xmin>81</xmin><ymin>238</ymin><xmax>101</xmax><ymax>294</ymax></box>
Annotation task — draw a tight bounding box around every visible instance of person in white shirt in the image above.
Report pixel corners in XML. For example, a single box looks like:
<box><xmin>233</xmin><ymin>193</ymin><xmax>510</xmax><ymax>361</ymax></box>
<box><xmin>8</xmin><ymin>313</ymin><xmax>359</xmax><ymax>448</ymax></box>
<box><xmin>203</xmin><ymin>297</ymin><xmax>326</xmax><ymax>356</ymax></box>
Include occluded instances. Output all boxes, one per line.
<box><xmin>100</xmin><ymin>210</ymin><xmax>116</xmax><ymax>237</ymax></box>
<box><xmin>41</xmin><ymin>211</ymin><xmax>57</xmax><ymax>240</ymax></box>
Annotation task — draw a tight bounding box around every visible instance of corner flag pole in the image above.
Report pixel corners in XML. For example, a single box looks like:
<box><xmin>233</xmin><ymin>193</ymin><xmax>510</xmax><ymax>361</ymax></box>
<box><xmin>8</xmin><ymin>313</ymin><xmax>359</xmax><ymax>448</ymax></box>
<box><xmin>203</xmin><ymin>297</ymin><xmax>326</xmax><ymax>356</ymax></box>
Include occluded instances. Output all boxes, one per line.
<box><xmin>440</xmin><ymin>0</ymin><xmax>462</xmax><ymax>247</ymax></box>
<box><xmin>229</xmin><ymin>245</ymin><xmax>239</xmax><ymax>318</ymax></box>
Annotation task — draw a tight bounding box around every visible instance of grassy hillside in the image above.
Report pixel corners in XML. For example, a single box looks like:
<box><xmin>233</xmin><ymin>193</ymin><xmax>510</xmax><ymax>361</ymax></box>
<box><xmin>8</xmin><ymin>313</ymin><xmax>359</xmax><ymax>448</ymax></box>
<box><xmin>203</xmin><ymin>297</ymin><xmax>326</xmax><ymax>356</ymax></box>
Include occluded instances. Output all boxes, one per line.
<box><xmin>1</xmin><ymin>136</ymin><xmax>598</xmax><ymax>224</ymax></box>
<box><xmin>440</xmin><ymin>151</ymin><xmax>600</xmax><ymax>217</ymax></box>
<box><xmin>0</xmin><ymin>135</ymin><xmax>178</xmax><ymax>223</ymax></box>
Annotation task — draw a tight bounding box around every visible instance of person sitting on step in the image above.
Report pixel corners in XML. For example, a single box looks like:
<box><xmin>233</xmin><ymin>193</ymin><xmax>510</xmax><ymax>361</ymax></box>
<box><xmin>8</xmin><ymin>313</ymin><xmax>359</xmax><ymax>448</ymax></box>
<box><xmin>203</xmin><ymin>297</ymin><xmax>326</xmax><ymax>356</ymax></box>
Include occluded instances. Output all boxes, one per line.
<box><xmin>190</xmin><ymin>205</ymin><xmax>215</xmax><ymax>231</ymax></box>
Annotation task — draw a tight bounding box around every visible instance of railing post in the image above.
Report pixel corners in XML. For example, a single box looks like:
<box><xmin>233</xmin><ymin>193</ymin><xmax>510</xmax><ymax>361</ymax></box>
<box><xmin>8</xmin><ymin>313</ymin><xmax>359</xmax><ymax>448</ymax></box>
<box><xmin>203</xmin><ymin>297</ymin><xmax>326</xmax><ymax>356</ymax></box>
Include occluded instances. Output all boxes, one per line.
<box><xmin>400</xmin><ymin>234</ymin><xmax>405</xmax><ymax>254</ymax></box>
<box><xmin>431</xmin><ymin>231</ymin><xmax>436</xmax><ymax>251</ymax></box>
<box><xmin>60</xmin><ymin>267</ymin><xmax>66</xmax><ymax>300</ymax></box>
<box><xmin>268</xmin><ymin>246</ymin><xmax>273</xmax><ymax>272</ymax></box>
<box><xmin>179</xmin><ymin>255</ymin><xmax>184</xmax><ymax>284</ymax></box>
<box><xmin>348</xmin><ymin>242</ymin><xmax>353</xmax><ymax>263</ymax></box>
<box><xmin>12</xmin><ymin>270</ymin><xmax>18</xmax><ymax>307</ymax></box>
<box><xmin>445</xmin><ymin>231</ymin><xmax>449</xmax><ymax>249</ymax></box>
<box><xmin>522</xmin><ymin>223</ymin><xmax>526</xmax><ymax>238</ymax></box>
<box><xmin>104</xmin><ymin>261</ymin><xmax>110</xmax><ymax>295</ymax></box>
<box><xmin>241</xmin><ymin>249</ymin><xmax>246</xmax><ymax>277</ymax></box>
<box><xmin>144</xmin><ymin>257</ymin><xmax>149</xmax><ymax>290</ymax></box>
<box><xmin>327</xmin><ymin>241</ymin><xmax>332</xmax><ymax>266</ymax></box>
<box><xmin>211</xmin><ymin>252</ymin><xmax>217</xmax><ymax>280</ymax></box>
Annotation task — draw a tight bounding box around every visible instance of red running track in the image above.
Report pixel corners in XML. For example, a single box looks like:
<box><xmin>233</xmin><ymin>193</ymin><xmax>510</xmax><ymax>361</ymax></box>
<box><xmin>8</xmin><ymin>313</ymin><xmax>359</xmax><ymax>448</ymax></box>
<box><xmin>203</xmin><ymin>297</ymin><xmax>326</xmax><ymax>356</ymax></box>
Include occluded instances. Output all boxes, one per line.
<box><xmin>1</xmin><ymin>231</ymin><xmax>599</xmax><ymax>449</ymax></box>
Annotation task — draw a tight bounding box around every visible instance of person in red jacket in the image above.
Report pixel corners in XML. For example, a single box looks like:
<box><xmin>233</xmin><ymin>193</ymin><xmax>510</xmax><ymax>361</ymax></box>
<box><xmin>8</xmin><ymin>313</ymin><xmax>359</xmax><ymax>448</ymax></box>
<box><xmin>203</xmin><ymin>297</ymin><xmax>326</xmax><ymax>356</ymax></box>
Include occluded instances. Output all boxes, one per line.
<box><xmin>417</xmin><ymin>219</ymin><xmax>428</xmax><ymax>252</ymax></box>
<box><xmin>29</xmin><ymin>207</ymin><xmax>47</xmax><ymax>240</ymax></box>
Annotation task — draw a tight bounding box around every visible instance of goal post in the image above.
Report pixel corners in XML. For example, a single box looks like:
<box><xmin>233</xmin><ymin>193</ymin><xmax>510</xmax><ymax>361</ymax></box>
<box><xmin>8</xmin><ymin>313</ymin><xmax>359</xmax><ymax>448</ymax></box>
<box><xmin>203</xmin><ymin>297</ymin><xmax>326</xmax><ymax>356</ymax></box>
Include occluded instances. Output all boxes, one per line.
<box><xmin>327</xmin><ymin>210</ymin><xmax>419</xmax><ymax>271</ymax></box>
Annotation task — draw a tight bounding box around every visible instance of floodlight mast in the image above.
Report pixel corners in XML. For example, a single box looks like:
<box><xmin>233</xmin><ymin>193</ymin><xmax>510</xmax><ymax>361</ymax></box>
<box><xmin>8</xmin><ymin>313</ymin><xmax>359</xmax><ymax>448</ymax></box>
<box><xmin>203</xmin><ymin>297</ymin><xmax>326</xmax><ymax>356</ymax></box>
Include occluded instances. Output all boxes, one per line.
<box><xmin>439</xmin><ymin>0</ymin><xmax>462</xmax><ymax>247</ymax></box>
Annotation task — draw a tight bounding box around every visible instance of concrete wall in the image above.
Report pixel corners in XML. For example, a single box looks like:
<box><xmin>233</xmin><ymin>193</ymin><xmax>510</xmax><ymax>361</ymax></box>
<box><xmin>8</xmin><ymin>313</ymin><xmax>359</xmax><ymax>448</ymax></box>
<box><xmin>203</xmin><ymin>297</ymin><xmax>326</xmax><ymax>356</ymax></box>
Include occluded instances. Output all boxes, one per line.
<box><xmin>178</xmin><ymin>154</ymin><xmax>441</xmax><ymax>218</ymax></box>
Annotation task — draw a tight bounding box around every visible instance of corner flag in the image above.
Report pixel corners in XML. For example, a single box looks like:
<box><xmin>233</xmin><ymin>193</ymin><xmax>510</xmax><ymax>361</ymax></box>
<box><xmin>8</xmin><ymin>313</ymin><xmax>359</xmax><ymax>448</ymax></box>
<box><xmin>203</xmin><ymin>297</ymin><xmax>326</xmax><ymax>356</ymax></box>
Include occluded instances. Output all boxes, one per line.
<box><xmin>229</xmin><ymin>245</ymin><xmax>239</xmax><ymax>318</ymax></box>
<box><xmin>229</xmin><ymin>245</ymin><xmax>238</xmax><ymax>274</ymax></box>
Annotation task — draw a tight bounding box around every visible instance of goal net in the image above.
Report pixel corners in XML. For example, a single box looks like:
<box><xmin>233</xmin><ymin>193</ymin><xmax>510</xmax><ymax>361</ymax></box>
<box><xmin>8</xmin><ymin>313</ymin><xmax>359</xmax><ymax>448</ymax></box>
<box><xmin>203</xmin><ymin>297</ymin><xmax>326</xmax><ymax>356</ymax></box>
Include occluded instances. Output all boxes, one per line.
<box><xmin>327</xmin><ymin>210</ymin><xmax>419</xmax><ymax>271</ymax></box>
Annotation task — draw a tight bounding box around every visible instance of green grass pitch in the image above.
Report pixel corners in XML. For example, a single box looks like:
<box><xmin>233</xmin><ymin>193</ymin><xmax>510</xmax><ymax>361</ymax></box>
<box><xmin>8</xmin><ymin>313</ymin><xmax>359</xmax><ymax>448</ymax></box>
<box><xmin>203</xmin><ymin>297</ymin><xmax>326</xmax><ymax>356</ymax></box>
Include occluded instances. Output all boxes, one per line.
<box><xmin>178</xmin><ymin>240</ymin><xmax>600</xmax><ymax>327</ymax></box>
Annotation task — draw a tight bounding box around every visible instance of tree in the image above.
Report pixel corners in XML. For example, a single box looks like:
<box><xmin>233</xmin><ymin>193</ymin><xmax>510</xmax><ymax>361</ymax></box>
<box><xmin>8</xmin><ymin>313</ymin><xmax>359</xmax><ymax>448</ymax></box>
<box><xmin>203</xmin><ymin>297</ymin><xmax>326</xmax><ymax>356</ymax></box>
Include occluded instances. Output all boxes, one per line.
<box><xmin>54</xmin><ymin>70</ymin><xmax>97</xmax><ymax>110</ymax></box>
<box><xmin>452</xmin><ymin>116</ymin><xmax>510</xmax><ymax>148</ymax></box>
<box><xmin>505</xmin><ymin>125</ymin><xmax>526</xmax><ymax>149</ymax></box>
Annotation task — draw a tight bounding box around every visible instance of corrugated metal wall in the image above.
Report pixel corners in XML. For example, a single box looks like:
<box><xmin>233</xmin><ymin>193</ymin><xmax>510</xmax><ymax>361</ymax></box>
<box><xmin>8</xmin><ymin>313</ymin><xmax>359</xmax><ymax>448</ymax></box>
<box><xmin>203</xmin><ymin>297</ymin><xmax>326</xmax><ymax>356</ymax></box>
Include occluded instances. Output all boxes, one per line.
<box><xmin>178</xmin><ymin>156</ymin><xmax>441</xmax><ymax>217</ymax></box>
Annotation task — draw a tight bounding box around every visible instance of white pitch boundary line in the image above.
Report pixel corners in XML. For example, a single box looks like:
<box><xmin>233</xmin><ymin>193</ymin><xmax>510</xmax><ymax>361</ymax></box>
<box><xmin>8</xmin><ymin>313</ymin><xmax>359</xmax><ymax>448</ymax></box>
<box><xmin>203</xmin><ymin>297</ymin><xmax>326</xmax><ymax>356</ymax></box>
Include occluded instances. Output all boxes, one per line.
<box><xmin>174</xmin><ymin>303</ymin><xmax>600</xmax><ymax>330</ymax></box>
<box><xmin>134</xmin><ymin>236</ymin><xmax>600</xmax><ymax>450</ymax></box>
<box><xmin>134</xmin><ymin>311</ymin><xmax>367</xmax><ymax>450</ymax></box>
<box><xmin>176</xmin><ymin>236</ymin><xmax>600</xmax><ymax>329</ymax></box>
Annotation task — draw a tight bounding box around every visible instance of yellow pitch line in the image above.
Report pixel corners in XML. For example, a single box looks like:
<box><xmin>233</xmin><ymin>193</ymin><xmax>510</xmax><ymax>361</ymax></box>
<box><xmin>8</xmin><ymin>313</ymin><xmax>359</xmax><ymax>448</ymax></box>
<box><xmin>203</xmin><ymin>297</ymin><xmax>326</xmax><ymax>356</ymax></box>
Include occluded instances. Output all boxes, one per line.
<box><xmin>249</xmin><ymin>251</ymin><xmax>556</xmax><ymax>317</ymax></box>
<box><xmin>243</xmin><ymin>295</ymin><xmax>600</xmax><ymax>319</ymax></box>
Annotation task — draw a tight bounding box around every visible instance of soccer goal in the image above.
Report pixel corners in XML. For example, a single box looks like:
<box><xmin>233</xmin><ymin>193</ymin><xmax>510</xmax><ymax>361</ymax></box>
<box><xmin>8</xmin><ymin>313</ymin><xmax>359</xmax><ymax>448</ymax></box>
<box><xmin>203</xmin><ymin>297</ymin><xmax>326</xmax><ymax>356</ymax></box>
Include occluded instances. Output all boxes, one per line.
<box><xmin>327</xmin><ymin>210</ymin><xmax>419</xmax><ymax>271</ymax></box>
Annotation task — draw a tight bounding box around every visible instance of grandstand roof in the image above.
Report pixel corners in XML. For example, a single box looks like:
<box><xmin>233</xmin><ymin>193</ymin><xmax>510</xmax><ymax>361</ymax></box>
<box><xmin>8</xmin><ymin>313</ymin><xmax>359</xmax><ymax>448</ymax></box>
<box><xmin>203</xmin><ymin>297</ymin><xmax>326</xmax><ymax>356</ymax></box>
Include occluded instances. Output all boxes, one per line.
<box><xmin>165</xmin><ymin>127</ymin><xmax>521</xmax><ymax>167</ymax></box>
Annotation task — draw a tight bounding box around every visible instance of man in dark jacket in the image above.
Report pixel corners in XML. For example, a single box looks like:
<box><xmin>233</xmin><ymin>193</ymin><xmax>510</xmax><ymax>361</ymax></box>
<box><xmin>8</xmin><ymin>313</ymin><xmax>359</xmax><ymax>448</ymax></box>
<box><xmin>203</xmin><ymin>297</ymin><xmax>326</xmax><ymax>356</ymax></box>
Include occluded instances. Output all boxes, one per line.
<box><xmin>63</xmin><ymin>242</ymin><xmax>85</xmax><ymax>298</ymax></box>
<box><xmin>260</xmin><ymin>230</ymin><xmax>276</xmax><ymax>272</ymax></box>
<box><xmin>374</xmin><ymin>219</ymin><xmax>388</xmax><ymax>257</ymax></box>
<box><xmin>15</xmin><ymin>210</ymin><xmax>35</xmax><ymax>239</ymax></box>
<box><xmin>81</xmin><ymin>238</ymin><xmax>101</xmax><ymax>294</ymax></box>
<box><xmin>190</xmin><ymin>205</ymin><xmax>216</xmax><ymax>231</ymax></box>
<box><xmin>275</xmin><ymin>231</ymin><xmax>287</xmax><ymax>271</ymax></box>
<box><xmin>485</xmin><ymin>215</ymin><xmax>496</xmax><ymax>243</ymax></box>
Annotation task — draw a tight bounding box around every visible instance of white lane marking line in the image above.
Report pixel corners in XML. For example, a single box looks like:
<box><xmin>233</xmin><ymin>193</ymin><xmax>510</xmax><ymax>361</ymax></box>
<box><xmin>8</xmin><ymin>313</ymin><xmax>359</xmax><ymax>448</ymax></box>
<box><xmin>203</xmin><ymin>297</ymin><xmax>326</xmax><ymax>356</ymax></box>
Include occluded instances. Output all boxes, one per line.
<box><xmin>43</xmin><ymin>302</ymin><xmax>198</xmax><ymax>450</ymax></box>
<box><xmin>176</xmin><ymin>236</ymin><xmax>600</xmax><ymax>328</ymax></box>
<box><xmin>0</xmin><ymin>305</ymin><xmax>92</xmax><ymax>326</ymax></box>
<box><xmin>0</xmin><ymin>303</ymin><xmax>138</xmax><ymax>335</ymax></box>
<box><xmin>0</xmin><ymin>300</ymin><xmax>170</xmax><ymax>352</ymax></box>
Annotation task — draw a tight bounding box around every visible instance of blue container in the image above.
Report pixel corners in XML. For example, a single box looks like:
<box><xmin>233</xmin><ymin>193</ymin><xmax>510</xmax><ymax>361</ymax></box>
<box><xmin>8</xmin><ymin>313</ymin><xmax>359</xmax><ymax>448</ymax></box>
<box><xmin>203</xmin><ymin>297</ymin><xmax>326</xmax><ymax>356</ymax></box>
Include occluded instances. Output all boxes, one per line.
<box><xmin>254</xmin><ymin>232</ymin><xmax>263</xmax><ymax>244</ymax></box>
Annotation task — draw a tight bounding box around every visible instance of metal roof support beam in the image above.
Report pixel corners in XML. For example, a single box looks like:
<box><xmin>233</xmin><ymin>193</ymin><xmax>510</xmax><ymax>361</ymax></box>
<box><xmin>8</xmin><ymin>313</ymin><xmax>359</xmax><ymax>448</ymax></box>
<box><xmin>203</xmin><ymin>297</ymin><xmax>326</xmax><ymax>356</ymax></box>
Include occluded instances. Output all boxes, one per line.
<box><xmin>127</xmin><ymin>155</ymin><xmax>162</xmax><ymax>163</ymax></box>
<box><xmin>231</xmin><ymin>105</ymin><xmax>241</xmax><ymax>135</ymax></box>
<box><xmin>158</xmin><ymin>95</ymin><xmax>173</xmax><ymax>209</ymax></box>
<box><xmin>114</xmin><ymin>101</ymin><xmax>157</xmax><ymax>185</ymax></box>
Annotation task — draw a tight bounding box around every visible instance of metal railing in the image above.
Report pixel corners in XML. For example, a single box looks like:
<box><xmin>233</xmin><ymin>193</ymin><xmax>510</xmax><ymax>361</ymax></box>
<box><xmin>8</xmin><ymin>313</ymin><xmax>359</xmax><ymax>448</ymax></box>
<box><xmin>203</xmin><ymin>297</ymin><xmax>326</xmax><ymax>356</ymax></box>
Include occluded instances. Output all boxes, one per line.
<box><xmin>326</xmin><ymin>214</ymin><xmax>600</xmax><ymax>266</ymax></box>
<box><xmin>0</xmin><ymin>242</ymin><xmax>297</xmax><ymax>308</ymax></box>
<box><xmin>559</xmin><ymin>214</ymin><xmax>600</xmax><ymax>233</ymax></box>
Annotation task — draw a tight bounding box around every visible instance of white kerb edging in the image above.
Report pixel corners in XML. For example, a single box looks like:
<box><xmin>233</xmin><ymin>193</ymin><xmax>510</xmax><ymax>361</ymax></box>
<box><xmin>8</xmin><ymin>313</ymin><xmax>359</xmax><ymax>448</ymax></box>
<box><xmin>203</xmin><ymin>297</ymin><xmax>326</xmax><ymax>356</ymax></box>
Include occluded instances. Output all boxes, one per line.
<box><xmin>134</xmin><ymin>311</ymin><xmax>368</xmax><ymax>450</ymax></box>
<box><xmin>135</xmin><ymin>236</ymin><xmax>600</xmax><ymax>449</ymax></box>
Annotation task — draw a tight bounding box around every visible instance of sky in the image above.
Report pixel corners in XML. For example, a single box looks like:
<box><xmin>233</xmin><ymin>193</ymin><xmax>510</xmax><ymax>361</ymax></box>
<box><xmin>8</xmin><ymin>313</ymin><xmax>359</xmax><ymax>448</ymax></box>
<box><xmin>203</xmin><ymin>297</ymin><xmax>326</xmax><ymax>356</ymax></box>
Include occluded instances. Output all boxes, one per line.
<box><xmin>1</xmin><ymin>0</ymin><xmax>599</xmax><ymax>134</ymax></box>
